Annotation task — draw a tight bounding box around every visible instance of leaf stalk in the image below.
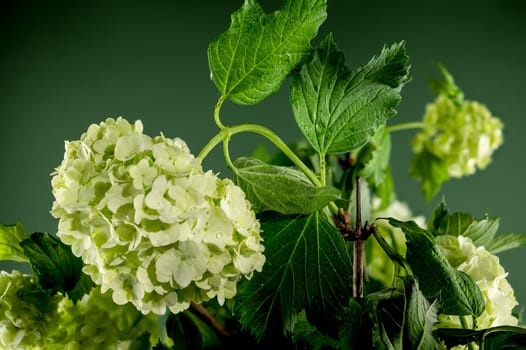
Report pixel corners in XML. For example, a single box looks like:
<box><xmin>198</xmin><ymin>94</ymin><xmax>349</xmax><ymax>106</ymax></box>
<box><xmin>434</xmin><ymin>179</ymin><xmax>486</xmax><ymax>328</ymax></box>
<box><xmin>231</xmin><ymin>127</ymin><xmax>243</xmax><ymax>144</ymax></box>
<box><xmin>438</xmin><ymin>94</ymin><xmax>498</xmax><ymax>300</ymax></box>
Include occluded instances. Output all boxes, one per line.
<box><xmin>459</xmin><ymin>315</ymin><xmax>477</xmax><ymax>350</ymax></box>
<box><xmin>199</xmin><ymin>124</ymin><xmax>342</xmax><ymax>214</ymax></box>
<box><xmin>386</xmin><ymin>121</ymin><xmax>425</xmax><ymax>133</ymax></box>
<box><xmin>214</xmin><ymin>96</ymin><xmax>227</xmax><ymax>129</ymax></box>
<box><xmin>372</xmin><ymin>225</ymin><xmax>411</xmax><ymax>274</ymax></box>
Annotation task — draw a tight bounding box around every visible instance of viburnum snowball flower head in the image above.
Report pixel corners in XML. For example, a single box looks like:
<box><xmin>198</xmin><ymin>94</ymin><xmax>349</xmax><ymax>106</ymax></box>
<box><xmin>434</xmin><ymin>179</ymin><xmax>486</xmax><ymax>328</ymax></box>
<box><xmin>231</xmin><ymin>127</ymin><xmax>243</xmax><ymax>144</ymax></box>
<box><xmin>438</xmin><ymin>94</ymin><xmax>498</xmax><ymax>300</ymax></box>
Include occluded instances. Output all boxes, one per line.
<box><xmin>436</xmin><ymin>235</ymin><xmax>518</xmax><ymax>330</ymax></box>
<box><xmin>412</xmin><ymin>95</ymin><xmax>503</xmax><ymax>178</ymax></box>
<box><xmin>0</xmin><ymin>271</ymin><xmax>61</xmax><ymax>349</ymax></box>
<box><xmin>51</xmin><ymin>117</ymin><xmax>265</xmax><ymax>315</ymax></box>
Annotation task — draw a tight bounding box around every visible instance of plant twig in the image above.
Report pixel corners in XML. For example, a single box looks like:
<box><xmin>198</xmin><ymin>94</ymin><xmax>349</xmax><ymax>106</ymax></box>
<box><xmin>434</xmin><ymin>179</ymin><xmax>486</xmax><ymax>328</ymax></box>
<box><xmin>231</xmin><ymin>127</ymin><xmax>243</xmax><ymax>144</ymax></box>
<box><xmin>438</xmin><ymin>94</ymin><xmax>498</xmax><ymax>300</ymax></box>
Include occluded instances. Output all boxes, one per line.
<box><xmin>190</xmin><ymin>301</ymin><xmax>231</xmax><ymax>338</ymax></box>
<box><xmin>332</xmin><ymin>176</ymin><xmax>376</xmax><ymax>298</ymax></box>
<box><xmin>353</xmin><ymin>176</ymin><xmax>364</xmax><ymax>298</ymax></box>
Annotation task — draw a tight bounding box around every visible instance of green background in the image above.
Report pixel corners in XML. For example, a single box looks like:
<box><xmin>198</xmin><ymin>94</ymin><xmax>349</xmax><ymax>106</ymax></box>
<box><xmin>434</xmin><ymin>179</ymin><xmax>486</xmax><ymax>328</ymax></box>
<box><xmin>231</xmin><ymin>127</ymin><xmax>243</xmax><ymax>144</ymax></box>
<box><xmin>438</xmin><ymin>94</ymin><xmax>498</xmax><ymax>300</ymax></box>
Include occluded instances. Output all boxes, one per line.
<box><xmin>1</xmin><ymin>0</ymin><xmax>526</xmax><ymax>310</ymax></box>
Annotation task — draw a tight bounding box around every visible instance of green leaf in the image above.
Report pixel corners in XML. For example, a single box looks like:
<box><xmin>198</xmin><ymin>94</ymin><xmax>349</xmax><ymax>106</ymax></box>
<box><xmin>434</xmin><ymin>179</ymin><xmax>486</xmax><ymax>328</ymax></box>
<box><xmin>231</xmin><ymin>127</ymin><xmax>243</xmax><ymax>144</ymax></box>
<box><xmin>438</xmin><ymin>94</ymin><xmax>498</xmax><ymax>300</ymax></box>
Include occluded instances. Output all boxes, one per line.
<box><xmin>165</xmin><ymin>310</ymin><xmax>221</xmax><ymax>350</ymax></box>
<box><xmin>20</xmin><ymin>232</ymin><xmax>93</xmax><ymax>302</ymax></box>
<box><xmin>373</xmin><ymin>287</ymin><xmax>405</xmax><ymax>350</ymax></box>
<box><xmin>373</xmin><ymin>164</ymin><xmax>396</xmax><ymax>210</ymax></box>
<box><xmin>290</xmin><ymin>34</ymin><xmax>409</xmax><ymax>154</ymax></box>
<box><xmin>429</xmin><ymin>63</ymin><xmax>464</xmax><ymax>107</ymax></box>
<box><xmin>67</xmin><ymin>273</ymin><xmax>95</xmax><ymax>303</ymax></box>
<box><xmin>370</xmin><ymin>279</ymin><xmax>444</xmax><ymax>350</ymax></box>
<box><xmin>360</xmin><ymin>125</ymin><xmax>392</xmax><ymax>185</ymax></box>
<box><xmin>484</xmin><ymin>233</ymin><xmax>526</xmax><ymax>255</ymax></box>
<box><xmin>233</xmin><ymin>157</ymin><xmax>341</xmax><ymax>214</ymax></box>
<box><xmin>409</xmin><ymin>147</ymin><xmax>449</xmax><ymax>201</ymax></box>
<box><xmin>435</xmin><ymin>325</ymin><xmax>526</xmax><ymax>349</ymax></box>
<box><xmin>428</xmin><ymin>201</ymin><xmax>526</xmax><ymax>254</ymax></box>
<box><xmin>166</xmin><ymin>312</ymin><xmax>204</xmax><ymax>350</ymax></box>
<box><xmin>358</xmin><ymin>126</ymin><xmax>395</xmax><ymax>209</ymax></box>
<box><xmin>294</xmin><ymin>298</ymin><xmax>377</xmax><ymax>350</ymax></box>
<box><xmin>388</xmin><ymin>219</ymin><xmax>485</xmax><ymax>317</ymax></box>
<box><xmin>337</xmin><ymin>298</ymin><xmax>376</xmax><ymax>349</ymax></box>
<box><xmin>445</xmin><ymin>212</ymin><xmax>480</xmax><ymax>237</ymax></box>
<box><xmin>236</xmin><ymin>212</ymin><xmax>353</xmax><ymax>340</ymax></box>
<box><xmin>405</xmin><ymin>281</ymin><xmax>443</xmax><ymax>350</ymax></box>
<box><xmin>0</xmin><ymin>222</ymin><xmax>30</xmax><ymax>262</ymax></box>
<box><xmin>208</xmin><ymin>0</ymin><xmax>327</xmax><ymax>105</ymax></box>
<box><xmin>427</xmin><ymin>200</ymin><xmax>449</xmax><ymax>235</ymax></box>
<box><xmin>291</xmin><ymin>311</ymin><xmax>341</xmax><ymax>350</ymax></box>
<box><xmin>456</xmin><ymin>214</ymin><xmax>526</xmax><ymax>254</ymax></box>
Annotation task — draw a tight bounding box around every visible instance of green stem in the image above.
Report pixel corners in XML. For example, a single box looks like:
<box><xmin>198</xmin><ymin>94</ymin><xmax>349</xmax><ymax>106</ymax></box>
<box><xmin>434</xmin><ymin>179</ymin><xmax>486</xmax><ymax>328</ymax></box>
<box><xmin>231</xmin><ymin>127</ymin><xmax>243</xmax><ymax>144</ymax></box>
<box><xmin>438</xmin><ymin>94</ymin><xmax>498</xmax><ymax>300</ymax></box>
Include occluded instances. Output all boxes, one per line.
<box><xmin>199</xmin><ymin>123</ymin><xmax>321</xmax><ymax>187</ymax></box>
<box><xmin>222</xmin><ymin>134</ymin><xmax>235</xmax><ymax>170</ymax></box>
<box><xmin>319</xmin><ymin>153</ymin><xmax>327</xmax><ymax>186</ymax></box>
<box><xmin>372</xmin><ymin>225</ymin><xmax>411</xmax><ymax>274</ymax></box>
<box><xmin>459</xmin><ymin>315</ymin><xmax>477</xmax><ymax>350</ymax></box>
<box><xmin>386</xmin><ymin>121</ymin><xmax>425</xmax><ymax>133</ymax></box>
<box><xmin>214</xmin><ymin>96</ymin><xmax>226</xmax><ymax>130</ymax></box>
<box><xmin>198</xmin><ymin>128</ymin><xmax>228</xmax><ymax>161</ymax></box>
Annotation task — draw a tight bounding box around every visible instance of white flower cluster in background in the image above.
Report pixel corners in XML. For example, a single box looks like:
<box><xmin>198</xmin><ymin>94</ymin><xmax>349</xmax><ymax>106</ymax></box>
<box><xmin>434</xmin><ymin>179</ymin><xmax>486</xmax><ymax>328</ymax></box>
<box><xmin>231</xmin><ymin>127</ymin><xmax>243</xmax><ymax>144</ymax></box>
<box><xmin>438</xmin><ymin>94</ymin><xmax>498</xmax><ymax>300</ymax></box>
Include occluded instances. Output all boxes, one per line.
<box><xmin>436</xmin><ymin>235</ymin><xmax>518</xmax><ymax>329</ymax></box>
<box><xmin>51</xmin><ymin>117</ymin><xmax>265</xmax><ymax>315</ymax></box>
<box><xmin>412</xmin><ymin>95</ymin><xmax>503</xmax><ymax>177</ymax></box>
<box><xmin>0</xmin><ymin>271</ymin><xmax>60</xmax><ymax>349</ymax></box>
<box><xmin>0</xmin><ymin>271</ymin><xmax>161</xmax><ymax>349</ymax></box>
<box><xmin>45</xmin><ymin>286</ymin><xmax>160</xmax><ymax>350</ymax></box>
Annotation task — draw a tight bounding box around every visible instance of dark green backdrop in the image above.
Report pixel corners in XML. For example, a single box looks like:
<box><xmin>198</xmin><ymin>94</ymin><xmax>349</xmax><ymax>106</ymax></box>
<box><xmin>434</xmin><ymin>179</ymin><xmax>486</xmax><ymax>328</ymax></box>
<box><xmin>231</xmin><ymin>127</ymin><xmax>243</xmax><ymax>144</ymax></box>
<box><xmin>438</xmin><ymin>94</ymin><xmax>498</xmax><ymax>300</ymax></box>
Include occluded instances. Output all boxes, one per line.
<box><xmin>1</xmin><ymin>0</ymin><xmax>525</xmax><ymax>309</ymax></box>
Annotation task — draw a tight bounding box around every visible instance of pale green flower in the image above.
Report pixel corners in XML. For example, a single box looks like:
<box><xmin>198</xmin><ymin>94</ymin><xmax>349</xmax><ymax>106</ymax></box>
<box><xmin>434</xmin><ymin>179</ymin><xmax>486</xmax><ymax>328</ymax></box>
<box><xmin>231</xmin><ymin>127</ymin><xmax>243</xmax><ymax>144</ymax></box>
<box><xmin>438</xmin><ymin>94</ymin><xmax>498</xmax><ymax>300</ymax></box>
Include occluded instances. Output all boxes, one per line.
<box><xmin>412</xmin><ymin>95</ymin><xmax>503</xmax><ymax>178</ymax></box>
<box><xmin>45</xmin><ymin>286</ymin><xmax>161</xmax><ymax>350</ymax></box>
<box><xmin>0</xmin><ymin>271</ymin><xmax>60</xmax><ymax>349</ymax></box>
<box><xmin>436</xmin><ymin>235</ymin><xmax>518</xmax><ymax>330</ymax></box>
<box><xmin>51</xmin><ymin>117</ymin><xmax>265</xmax><ymax>315</ymax></box>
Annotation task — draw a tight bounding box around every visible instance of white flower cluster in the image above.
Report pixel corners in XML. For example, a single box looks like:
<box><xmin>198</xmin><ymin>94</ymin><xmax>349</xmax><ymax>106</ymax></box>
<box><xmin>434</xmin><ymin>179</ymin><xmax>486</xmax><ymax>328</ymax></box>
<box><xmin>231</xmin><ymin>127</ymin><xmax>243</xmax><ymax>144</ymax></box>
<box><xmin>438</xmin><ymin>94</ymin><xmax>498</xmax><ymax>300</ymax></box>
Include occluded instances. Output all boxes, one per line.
<box><xmin>51</xmin><ymin>117</ymin><xmax>265</xmax><ymax>315</ymax></box>
<box><xmin>45</xmin><ymin>286</ymin><xmax>160</xmax><ymax>350</ymax></box>
<box><xmin>436</xmin><ymin>235</ymin><xmax>518</xmax><ymax>329</ymax></box>
<box><xmin>0</xmin><ymin>271</ymin><xmax>60</xmax><ymax>349</ymax></box>
<box><xmin>412</xmin><ymin>95</ymin><xmax>503</xmax><ymax>177</ymax></box>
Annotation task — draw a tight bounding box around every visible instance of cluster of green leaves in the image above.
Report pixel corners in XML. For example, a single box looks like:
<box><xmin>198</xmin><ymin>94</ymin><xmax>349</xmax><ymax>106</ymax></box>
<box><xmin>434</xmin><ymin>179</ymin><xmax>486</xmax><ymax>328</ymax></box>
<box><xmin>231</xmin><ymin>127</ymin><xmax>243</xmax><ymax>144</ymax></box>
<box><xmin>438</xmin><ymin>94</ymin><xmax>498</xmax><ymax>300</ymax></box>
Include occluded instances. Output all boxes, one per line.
<box><xmin>206</xmin><ymin>0</ymin><xmax>412</xmax><ymax>345</ymax></box>
<box><xmin>289</xmin><ymin>202</ymin><xmax>526</xmax><ymax>349</ymax></box>
<box><xmin>206</xmin><ymin>0</ymin><xmax>465</xmax><ymax>347</ymax></box>
<box><xmin>203</xmin><ymin>0</ymin><xmax>526</xmax><ymax>348</ymax></box>
<box><xmin>428</xmin><ymin>200</ymin><xmax>526</xmax><ymax>254</ymax></box>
